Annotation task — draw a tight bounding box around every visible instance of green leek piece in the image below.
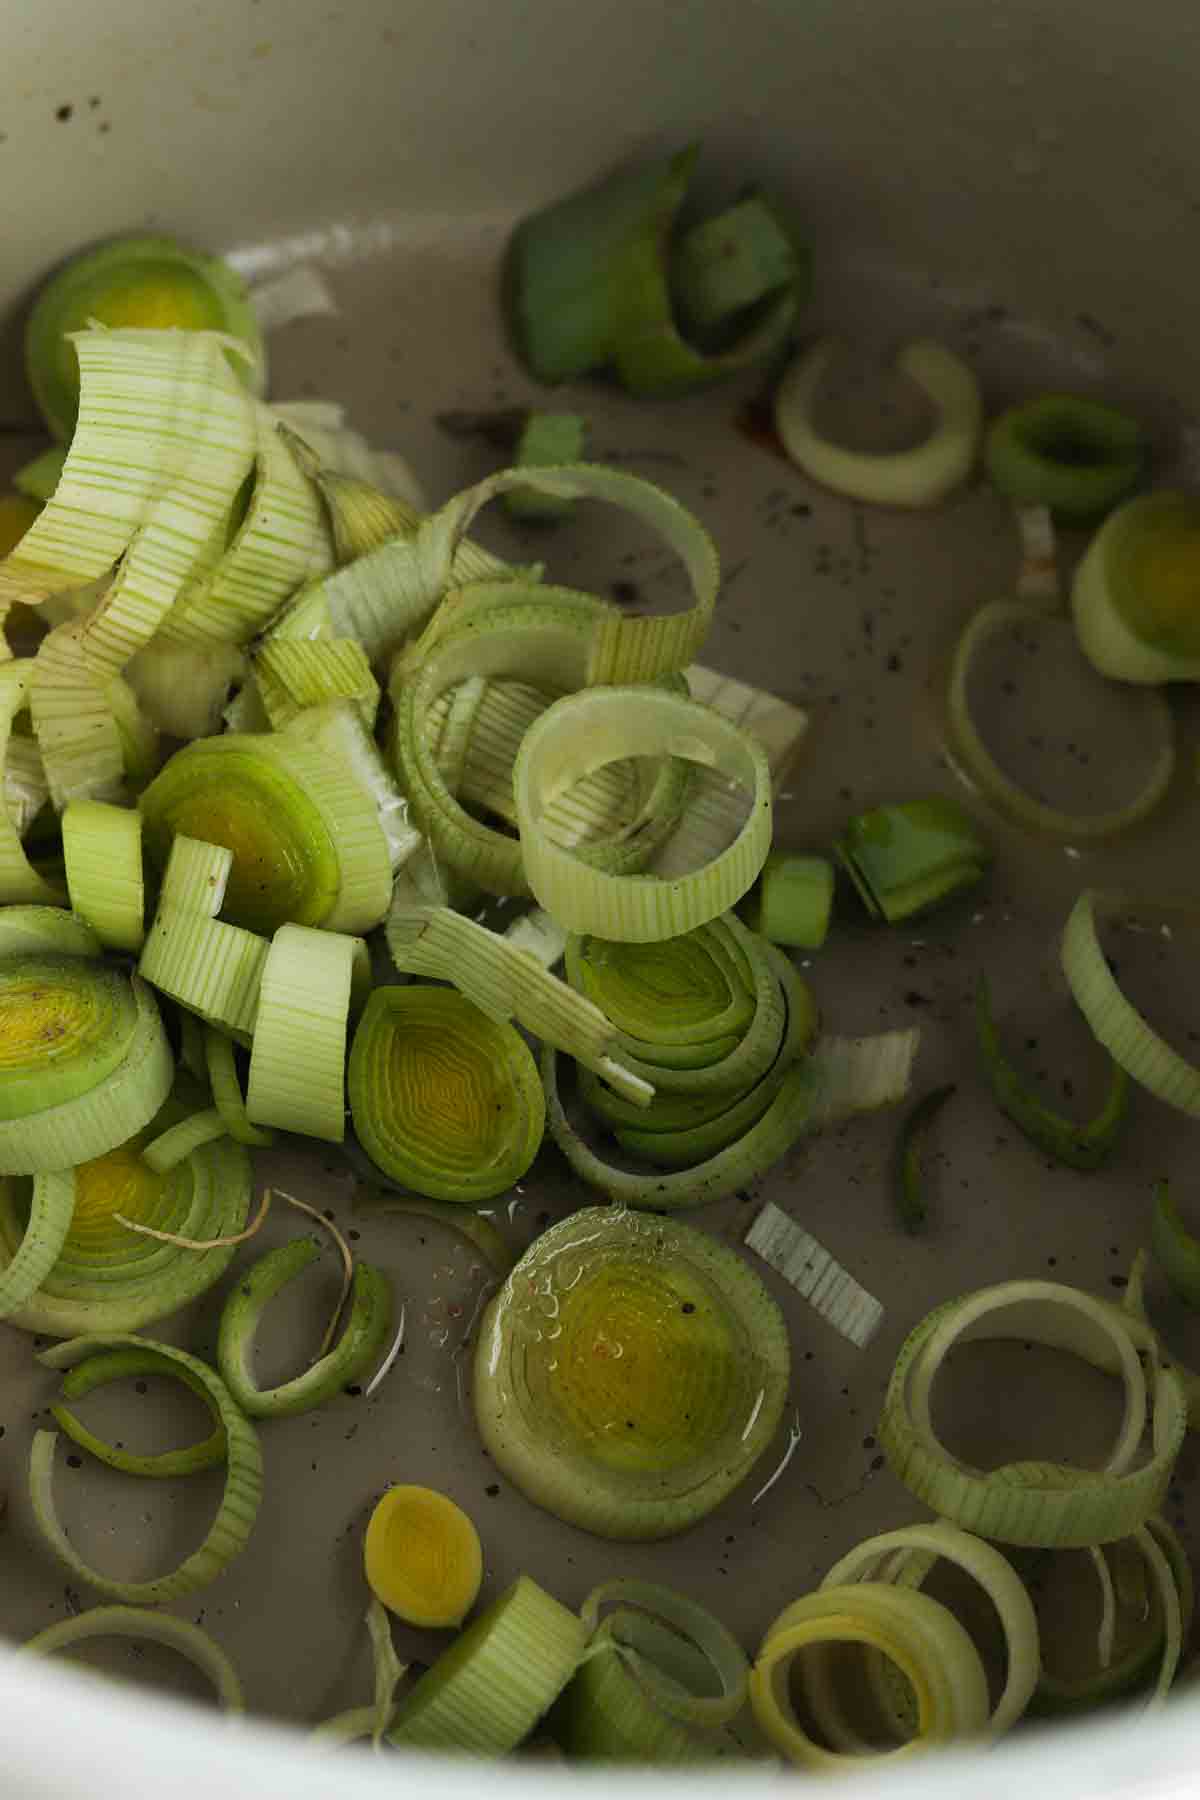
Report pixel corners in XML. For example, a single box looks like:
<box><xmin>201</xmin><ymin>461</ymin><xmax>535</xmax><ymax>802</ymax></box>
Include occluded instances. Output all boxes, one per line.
<box><xmin>672</xmin><ymin>193</ymin><xmax>806</xmax><ymax>341</ymax></box>
<box><xmin>218</xmin><ymin>1236</ymin><xmax>392</xmax><ymax>1417</ymax></box>
<box><xmin>0</xmin><ymin>1169</ymin><xmax>76</xmax><ymax>1320</ymax></box>
<box><xmin>348</xmin><ymin>985</ymin><xmax>545</xmax><ymax>1203</ymax></box>
<box><xmin>140</xmin><ymin>1106</ymin><xmax>228</xmax><ymax>1173</ymax></box>
<box><xmin>1150</xmin><ymin>1182</ymin><xmax>1200</xmax><ymax>1309</ymax></box>
<box><xmin>473</xmin><ymin>1206</ymin><xmax>789</xmax><ymax>1540</ymax></box>
<box><xmin>26</xmin><ymin>234</ymin><xmax>265</xmax><ymax>440</ymax></box>
<box><xmin>0</xmin><ymin>906</ymin><xmax>99</xmax><ymax>959</ymax></box>
<box><xmin>244</xmin><ymin>924</ymin><xmax>367</xmax><ymax>1143</ymax></box>
<box><xmin>32</xmin><ymin>1332</ymin><xmax>262</xmax><ymax>1602</ymax></box>
<box><xmin>23</xmin><ymin>1605</ymin><xmax>244</xmax><ymax>1711</ymax></box>
<box><xmin>1072</xmin><ymin>491</ymin><xmax>1200</xmax><ymax>683</ymax></box>
<box><xmin>834</xmin><ymin>796</ymin><xmax>989</xmax><ymax>923</ymax></box>
<box><xmin>13</xmin><ymin>445</ymin><xmax>67</xmax><ymax>504</ymax></box>
<box><xmin>503</xmin><ymin>412</ymin><xmax>589</xmax><ymax>522</ymax></box>
<box><xmin>879</xmin><ymin>1279</ymin><xmax>1187</xmax><ymax>1547</ymax></box>
<box><xmin>985</xmin><ymin>395</ymin><xmax>1145</xmax><ymax>525</ymax></box>
<box><xmin>507</xmin><ymin>147</ymin><xmax>800</xmax><ymax>396</ymax></box>
<box><xmin>51</xmin><ymin>1344</ymin><xmax>226</xmax><ymax>1477</ymax></box>
<box><xmin>204</xmin><ymin>1027</ymin><xmax>272</xmax><ymax>1148</ymax></box>
<box><xmin>774</xmin><ymin>339</ymin><xmax>983</xmax><ymax>508</ymax></box>
<box><xmin>61</xmin><ymin>799</ymin><xmax>145</xmax><ymax>953</ymax></box>
<box><xmin>138</xmin><ymin>836</ymin><xmax>269</xmax><ymax>1037</ymax></box>
<box><xmin>0</xmin><ymin>1130</ymin><xmax>251</xmax><ymax>1335</ymax></box>
<box><xmin>975</xmin><ymin>974</ymin><xmax>1129</xmax><ymax>1170</ymax></box>
<box><xmin>894</xmin><ymin>1084</ymin><xmax>955</xmax><ymax>1233</ymax></box>
<box><xmin>740</xmin><ymin>851</ymin><xmax>834</xmax><ymax>949</ymax></box>
<box><xmin>387</xmin><ymin>1576</ymin><xmax>586</xmax><ymax>1754</ymax></box>
<box><xmin>138</xmin><ymin>733</ymin><xmax>391</xmax><ymax>936</ymax></box>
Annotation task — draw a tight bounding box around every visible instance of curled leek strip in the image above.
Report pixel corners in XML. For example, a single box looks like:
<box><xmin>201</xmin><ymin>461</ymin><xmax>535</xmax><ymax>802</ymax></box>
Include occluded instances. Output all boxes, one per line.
<box><xmin>22</xmin><ymin>1604</ymin><xmax>244</xmax><ymax>1712</ymax></box>
<box><xmin>0</xmin><ymin>663</ymin><xmax>65</xmax><ymax>904</ymax></box>
<box><xmin>217</xmin><ymin>1236</ymin><xmax>392</xmax><ymax>1418</ymax></box>
<box><xmin>245</xmin><ymin>924</ymin><xmax>367</xmax><ymax>1143</ymax></box>
<box><xmin>205</xmin><ymin>1027</ymin><xmax>273</xmax><ymax>1148</ymax></box>
<box><xmin>62</xmin><ymin>799</ymin><xmax>145</xmax><ymax>952</ymax></box>
<box><xmin>0</xmin><ymin>907</ymin><xmax>100</xmax><ymax>959</ymax></box>
<box><xmin>0</xmin><ymin>969</ymin><xmax>172</xmax><ymax>1177</ymax></box>
<box><xmin>32</xmin><ymin>1332</ymin><xmax>263</xmax><ymax>1602</ymax></box>
<box><xmin>984</xmin><ymin>395</ymin><xmax>1145</xmax><ymax>525</ymax></box>
<box><xmin>894</xmin><ymin>1084</ymin><xmax>955</xmax><ymax>1234</ymax></box>
<box><xmin>364</xmin><ymin>1486</ymin><xmax>483</xmax><ymax>1628</ymax></box>
<box><xmin>773</xmin><ymin>338</ymin><xmax>983</xmax><ymax>507</ymax></box>
<box><xmin>473</xmin><ymin>1206</ymin><xmax>789</xmax><ymax>1540</ymax></box>
<box><xmin>879</xmin><ymin>1280</ymin><xmax>1186</xmax><ymax>1546</ymax></box>
<box><xmin>51</xmin><ymin>1344</ymin><xmax>226</xmax><ymax>1477</ymax></box>
<box><xmin>975</xmin><ymin>973</ymin><xmax>1130</xmax><ymax>1170</ymax></box>
<box><xmin>141</xmin><ymin>1107</ymin><xmax>228</xmax><ymax>1174</ymax></box>
<box><xmin>0</xmin><ymin>1132</ymin><xmax>252</xmax><ymax>1336</ymax></box>
<box><xmin>386</xmin><ymin>1576</ymin><xmax>587</xmax><ymax>1754</ymax></box>
<box><xmin>579</xmin><ymin>1580</ymin><xmax>749</xmax><ymax>1729</ymax></box>
<box><xmin>750</xmin><ymin>1582</ymin><xmax>991</xmax><ymax>1768</ymax></box>
<box><xmin>348</xmin><ymin>985</ymin><xmax>545</xmax><ymax>1203</ymax></box>
<box><xmin>1071</xmin><ymin>492</ymin><xmax>1200</xmax><ymax>684</ymax></box>
<box><xmin>946</xmin><ymin>601</ymin><xmax>1174</xmax><ymax>839</ymax></box>
<box><xmin>0</xmin><ymin>1170</ymin><xmax>76</xmax><ymax>1320</ymax></box>
<box><xmin>1061</xmin><ymin>891</ymin><xmax>1200</xmax><ymax>1119</ymax></box>
<box><xmin>515</xmin><ymin>687</ymin><xmax>771</xmax><ymax>941</ymax></box>
<box><xmin>122</xmin><ymin>639</ymin><xmax>248</xmax><ymax>740</ymax></box>
<box><xmin>807</xmin><ymin>1521</ymin><xmax>1040</xmax><ymax>1739</ymax></box>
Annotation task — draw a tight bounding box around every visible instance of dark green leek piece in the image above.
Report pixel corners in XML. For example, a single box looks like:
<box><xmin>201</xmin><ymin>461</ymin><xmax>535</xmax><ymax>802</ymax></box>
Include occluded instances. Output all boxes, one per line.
<box><xmin>894</xmin><ymin>1084</ymin><xmax>955</xmax><ymax>1234</ymax></box>
<box><xmin>1150</xmin><ymin>1181</ymin><xmax>1200</xmax><ymax>1310</ymax></box>
<box><xmin>503</xmin><ymin>412</ymin><xmax>589</xmax><ymax>521</ymax></box>
<box><xmin>834</xmin><ymin>796</ymin><xmax>989</xmax><ymax>923</ymax></box>
<box><xmin>984</xmin><ymin>395</ymin><xmax>1145</xmax><ymax>526</ymax></box>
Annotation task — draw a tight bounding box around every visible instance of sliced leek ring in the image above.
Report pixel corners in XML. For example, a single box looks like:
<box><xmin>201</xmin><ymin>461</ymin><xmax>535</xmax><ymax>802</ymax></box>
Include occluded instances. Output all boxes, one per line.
<box><xmin>23</xmin><ymin>1604</ymin><xmax>244</xmax><ymax>1711</ymax></box>
<box><xmin>364</xmin><ymin>1485</ymin><xmax>483</xmax><ymax>1628</ymax></box>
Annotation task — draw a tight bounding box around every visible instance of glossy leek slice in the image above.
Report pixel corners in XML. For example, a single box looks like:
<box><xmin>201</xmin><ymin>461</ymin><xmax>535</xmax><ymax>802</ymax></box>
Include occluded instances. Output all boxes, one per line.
<box><xmin>348</xmin><ymin>985</ymin><xmax>544</xmax><ymax>1203</ymax></box>
<box><xmin>364</xmin><ymin>1485</ymin><xmax>483</xmax><ymax>1628</ymax></box>
<box><xmin>138</xmin><ymin>732</ymin><xmax>391</xmax><ymax>936</ymax></box>
<box><xmin>473</xmin><ymin>1206</ymin><xmax>789</xmax><ymax>1539</ymax></box>
<box><xmin>1072</xmin><ymin>491</ymin><xmax>1200</xmax><ymax>683</ymax></box>
<box><xmin>26</xmin><ymin>234</ymin><xmax>265</xmax><ymax>439</ymax></box>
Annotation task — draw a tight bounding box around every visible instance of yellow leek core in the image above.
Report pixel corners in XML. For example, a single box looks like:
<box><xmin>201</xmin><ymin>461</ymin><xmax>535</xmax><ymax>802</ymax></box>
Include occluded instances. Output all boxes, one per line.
<box><xmin>364</xmin><ymin>1485</ymin><xmax>483</xmax><ymax>1628</ymax></box>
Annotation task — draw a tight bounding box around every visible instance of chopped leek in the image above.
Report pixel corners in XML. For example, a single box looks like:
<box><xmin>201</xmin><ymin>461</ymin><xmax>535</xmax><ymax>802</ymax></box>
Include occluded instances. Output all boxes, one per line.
<box><xmin>51</xmin><ymin>1344</ymin><xmax>226</xmax><ymax>1477</ymax></box>
<box><xmin>975</xmin><ymin>973</ymin><xmax>1129</xmax><ymax>1169</ymax></box>
<box><xmin>0</xmin><ymin>906</ymin><xmax>99</xmax><ymax>959</ymax></box>
<box><xmin>32</xmin><ymin>1332</ymin><xmax>262</xmax><ymax>1601</ymax></box>
<box><xmin>834</xmin><ymin>796</ymin><xmax>989</xmax><ymax>923</ymax></box>
<box><xmin>1072</xmin><ymin>492</ymin><xmax>1200</xmax><ymax>684</ymax></box>
<box><xmin>672</xmin><ymin>192</ymin><xmax>805</xmax><ymax>340</ymax></box>
<box><xmin>123</xmin><ymin>640</ymin><xmax>248</xmax><ymax>740</ymax></box>
<box><xmin>774</xmin><ymin>339</ymin><xmax>983</xmax><ymax>507</ymax></box>
<box><xmin>1150</xmin><ymin>1182</ymin><xmax>1200</xmax><ymax>1310</ymax></box>
<box><xmin>894</xmin><ymin>1083</ymin><xmax>955</xmax><ymax>1233</ymax></box>
<box><xmin>364</xmin><ymin>1485</ymin><xmax>483</xmax><ymax>1628</ymax></box>
<box><xmin>504</xmin><ymin>413</ymin><xmax>589</xmax><ymax>521</ymax></box>
<box><xmin>205</xmin><ymin>1027</ymin><xmax>273</xmax><ymax>1147</ymax></box>
<box><xmin>0</xmin><ymin>663</ymin><xmax>65</xmax><ymax>904</ymax></box>
<box><xmin>254</xmin><ymin>639</ymin><xmax>378</xmax><ymax>733</ymax></box>
<box><xmin>61</xmin><ymin>799</ymin><xmax>145</xmax><ymax>953</ymax></box>
<box><xmin>745</xmin><ymin>1201</ymin><xmax>884</xmax><ymax>1348</ymax></box>
<box><xmin>217</xmin><ymin>1236</ymin><xmax>392</xmax><ymax>1416</ymax></box>
<box><xmin>245</xmin><ymin>924</ymin><xmax>367</xmax><ymax>1142</ymax></box>
<box><xmin>739</xmin><ymin>851</ymin><xmax>834</xmax><ymax>950</ymax></box>
<box><xmin>348</xmin><ymin>985</ymin><xmax>545</xmax><ymax>1202</ymax></box>
<box><xmin>985</xmin><ymin>395</ymin><xmax>1145</xmax><ymax>524</ymax></box>
<box><xmin>23</xmin><ymin>1605</ymin><xmax>243</xmax><ymax>1711</ymax></box>
<box><xmin>473</xmin><ymin>1206</ymin><xmax>789</xmax><ymax>1539</ymax></box>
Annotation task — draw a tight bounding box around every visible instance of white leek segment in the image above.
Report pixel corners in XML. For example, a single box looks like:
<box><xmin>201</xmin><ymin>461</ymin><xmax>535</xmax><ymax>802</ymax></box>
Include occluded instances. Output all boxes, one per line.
<box><xmin>22</xmin><ymin>1605</ymin><xmax>244</xmax><ymax>1711</ymax></box>
<box><xmin>123</xmin><ymin>639</ymin><xmax>248</xmax><ymax>740</ymax></box>
<box><xmin>773</xmin><ymin>338</ymin><xmax>983</xmax><ymax>507</ymax></box>
<box><xmin>744</xmin><ymin>1201</ymin><xmax>884</xmax><ymax>1348</ymax></box>
<box><xmin>62</xmin><ymin>800</ymin><xmax>145</xmax><ymax>952</ymax></box>
<box><xmin>246</xmin><ymin>924</ymin><xmax>366</xmax><ymax>1141</ymax></box>
<box><xmin>750</xmin><ymin>1582</ymin><xmax>991</xmax><ymax>1767</ymax></box>
<box><xmin>879</xmin><ymin>1280</ymin><xmax>1187</xmax><ymax>1546</ymax></box>
<box><xmin>0</xmin><ymin>662</ymin><xmax>63</xmax><ymax>902</ymax></box>
<box><xmin>385</xmin><ymin>898</ymin><xmax>651</xmax><ymax>1106</ymax></box>
<box><xmin>1061</xmin><ymin>891</ymin><xmax>1200</xmax><ymax>1119</ymax></box>
<box><xmin>31</xmin><ymin>1332</ymin><xmax>263</xmax><ymax>1602</ymax></box>
<box><xmin>386</xmin><ymin>1576</ymin><xmax>586</xmax><ymax>1753</ymax></box>
<box><xmin>514</xmin><ymin>686</ymin><xmax>771</xmax><ymax>941</ymax></box>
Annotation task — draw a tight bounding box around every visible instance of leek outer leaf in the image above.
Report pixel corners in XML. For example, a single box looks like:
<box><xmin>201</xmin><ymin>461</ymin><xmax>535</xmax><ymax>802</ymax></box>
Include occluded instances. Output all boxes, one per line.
<box><xmin>0</xmin><ymin>1169</ymin><xmax>76</xmax><ymax>1320</ymax></box>
<box><xmin>218</xmin><ymin>1236</ymin><xmax>392</xmax><ymax>1417</ymax></box>
<box><xmin>205</xmin><ymin>1027</ymin><xmax>273</xmax><ymax>1147</ymax></box>
<box><xmin>32</xmin><ymin>1331</ymin><xmax>262</xmax><ymax>1603</ymax></box>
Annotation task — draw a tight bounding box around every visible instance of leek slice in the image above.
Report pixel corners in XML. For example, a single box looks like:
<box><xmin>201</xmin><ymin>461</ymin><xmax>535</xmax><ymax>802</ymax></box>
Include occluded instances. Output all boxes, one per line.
<box><xmin>140</xmin><ymin>904</ymin><xmax>267</xmax><ymax>1039</ymax></box>
<box><xmin>386</xmin><ymin>1576</ymin><xmax>585</xmax><ymax>1754</ymax></box>
<box><xmin>740</xmin><ymin>852</ymin><xmax>834</xmax><ymax>950</ymax></box>
<box><xmin>774</xmin><ymin>339</ymin><xmax>983</xmax><ymax>507</ymax></box>
<box><xmin>26</xmin><ymin>236</ymin><xmax>264</xmax><ymax>439</ymax></box>
<box><xmin>879</xmin><ymin>1280</ymin><xmax>1187</xmax><ymax>1546</ymax></box>
<box><xmin>51</xmin><ymin>1344</ymin><xmax>226</xmax><ymax>1477</ymax></box>
<box><xmin>552</xmin><ymin>1632</ymin><xmax>730</xmax><ymax>1764</ymax></box>
<box><xmin>504</xmin><ymin>412</ymin><xmax>589</xmax><ymax>521</ymax></box>
<box><xmin>566</xmin><ymin>918</ymin><xmax>756</xmax><ymax>1050</ymax></box>
<box><xmin>23</xmin><ymin>1604</ymin><xmax>243</xmax><ymax>1711</ymax></box>
<box><xmin>507</xmin><ymin>147</ymin><xmax>800</xmax><ymax>396</ymax></box>
<box><xmin>0</xmin><ymin>1131</ymin><xmax>251</xmax><ymax>1334</ymax></box>
<box><xmin>364</xmin><ymin>1485</ymin><xmax>483</xmax><ymax>1628</ymax></box>
<box><xmin>975</xmin><ymin>973</ymin><xmax>1129</xmax><ymax>1169</ymax></box>
<box><xmin>123</xmin><ymin>640</ymin><xmax>247</xmax><ymax>740</ymax></box>
<box><xmin>0</xmin><ymin>955</ymin><xmax>143</xmax><ymax>1140</ymax></box>
<box><xmin>894</xmin><ymin>1084</ymin><xmax>955</xmax><ymax>1233</ymax></box>
<box><xmin>984</xmin><ymin>395</ymin><xmax>1145</xmax><ymax>525</ymax></box>
<box><xmin>750</xmin><ymin>1583</ymin><xmax>990</xmax><ymax>1767</ymax></box>
<box><xmin>579</xmin><ymin>1580</ymin><xmax>748</xmax><ymax>1727</ymax></box>
<box><xmin>28</xmin><ymin>619</ymin><xmax>124</xmax><ymax>812</ymax></box>
<box><xmin>217</xmin><ymin>1236</ymin><xmax>392</xmax><ymax>1417</ymax></box>
<box><xmin>0</xmin><ymin>662</ymin><xmax>64</xmax><ymax>903</ymax></box>
<box><xmin>139</xmin><ymin>733</ymin><xmax>391</xmax><ymax>936</ymax></box>
<box><xmin>1061</xmin><ymin>890</ymin><xmax>1200</xmax><ymax>1119</ymax></box>
<box><xmin>245</xmin><ymin>924</ymin><xmax>366</xmax><ymax>1142</ymax></box>
<box><xmin>745</xmin><ymin>1201</ymin><xmax>885</xmax><ymax>1348</ymax></box>
<box><xmin>205</xmin><ymin>1027</ymin><xmax>272</xmax><ymax>1147</ymax></box>
<box><xmin>835</xmin><ymin>796</ymin><xmax>989</xmax><ymax>923</ymax></box>
<box><xmin>31</xmin><ymin>1332</ymin><xmax>262</xmax><ymax>1602</ymax></box>
<box><xmin>62</xmin><ymin>800</ymin><xmax>144</xmax><ymax>952</ymax></box>
<box><xmin>1072</xmin><ymin>492</ymin><xmax>1200</xmax><ymax>683</ymax></box>
<box><xmin>348</xmin><ymin>985</ymin><xmax>544</xmax><ymax>1202</ymax></box>
<box><xmin>254</xmin><ymin>639</ymin><xmax>378</xmax><ymax>733</ymax></box>
<box><xmin>946</xmin><ymin>602</ymin><xmax>1174</xmax><ymax>837</ymax></box>
<box><xmin>385</xmin><ymin>899</ymin><xmax>650</xmax><ymax>1106</ymax></box>
<box><xmin>473</xmin><ymin>1205</ymin><xmax>788</xmax><ymax>1539</ymax></box>
<box><xmin>0</xmin><ymin>906</ymin><xmax>99</xmax><ymax>958</ymax></box>
<box><xmin>514</xmin><ymin>687</ymin><xmax>771</xmax><ymax>940</ymax></box>
<box><xmin>0</xmin><ymin>1169</ymin><xmax>76</xmax><ymax>1319</ymax></box>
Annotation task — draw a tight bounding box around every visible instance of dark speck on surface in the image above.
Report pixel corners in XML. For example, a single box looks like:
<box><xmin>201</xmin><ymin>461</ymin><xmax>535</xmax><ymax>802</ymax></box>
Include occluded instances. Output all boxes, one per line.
<box><xmin>485</xmin><ymin>1483</ymin><xmax>500</xmax><ymax>1497</ymax></box>
<box><xmin>55</xmin><ymin>104</ymin><xmax>73</xmax><ymax>122</ymax></box>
